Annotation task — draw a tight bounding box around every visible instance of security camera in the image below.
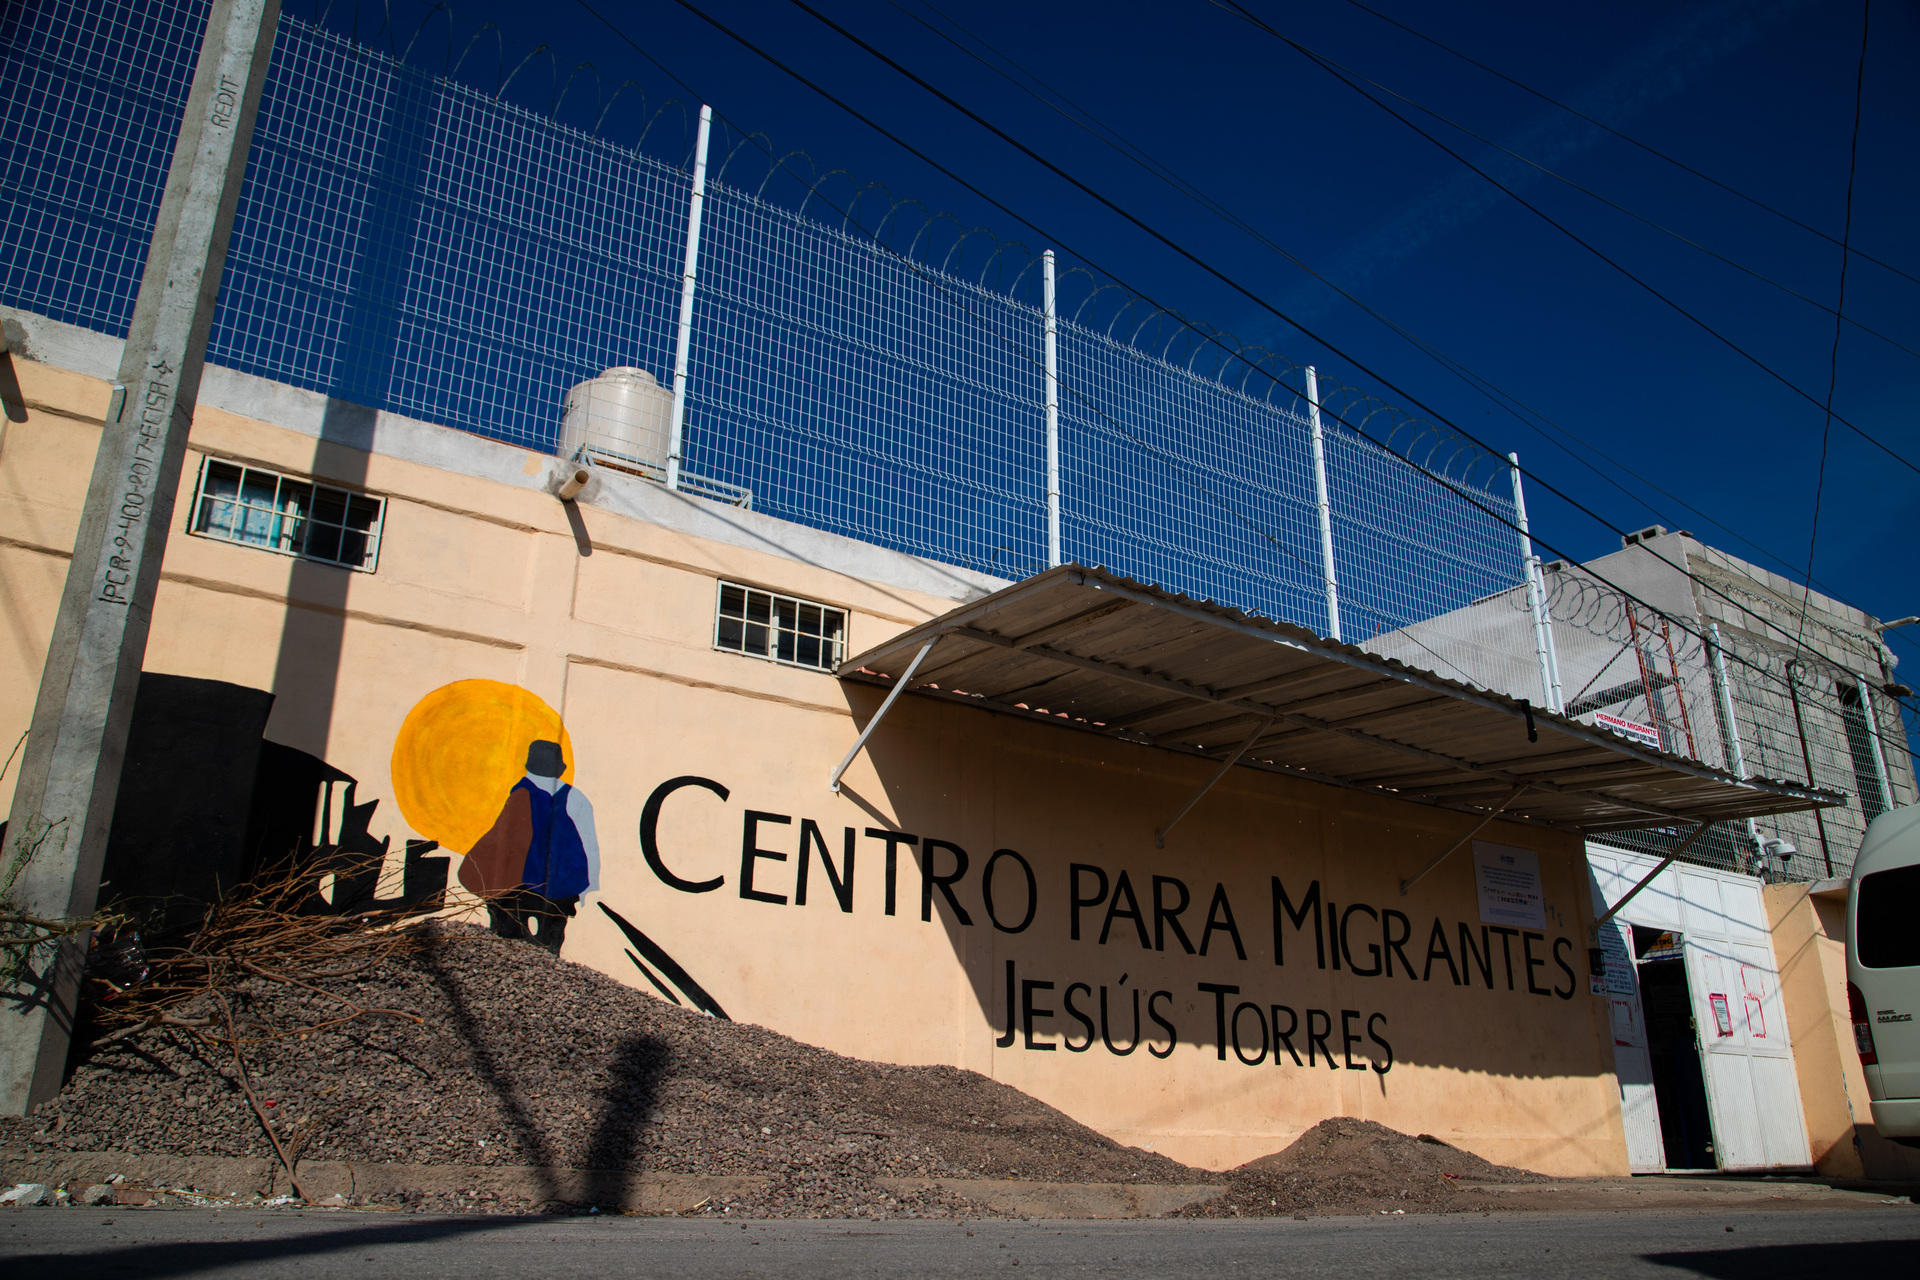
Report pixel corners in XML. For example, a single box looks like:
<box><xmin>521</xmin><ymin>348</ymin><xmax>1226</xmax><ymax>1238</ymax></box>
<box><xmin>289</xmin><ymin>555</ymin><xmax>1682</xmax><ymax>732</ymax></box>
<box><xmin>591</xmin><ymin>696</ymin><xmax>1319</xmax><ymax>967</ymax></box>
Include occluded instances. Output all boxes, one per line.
<box><xmin>1761</xmin><ymin>837</ymin><xmax>1797</xmax><ymax>864</ymax></box>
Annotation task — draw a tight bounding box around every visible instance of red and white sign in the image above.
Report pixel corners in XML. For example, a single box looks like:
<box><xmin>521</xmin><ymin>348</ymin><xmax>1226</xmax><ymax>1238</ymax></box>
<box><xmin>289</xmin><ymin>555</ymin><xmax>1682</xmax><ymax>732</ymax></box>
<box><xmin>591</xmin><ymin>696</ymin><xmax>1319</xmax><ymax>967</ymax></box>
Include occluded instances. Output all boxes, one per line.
<box><xmin>1595</xmin><ymin>710</ymin><xmax>1662</xmax><ymax>749</ymax></box>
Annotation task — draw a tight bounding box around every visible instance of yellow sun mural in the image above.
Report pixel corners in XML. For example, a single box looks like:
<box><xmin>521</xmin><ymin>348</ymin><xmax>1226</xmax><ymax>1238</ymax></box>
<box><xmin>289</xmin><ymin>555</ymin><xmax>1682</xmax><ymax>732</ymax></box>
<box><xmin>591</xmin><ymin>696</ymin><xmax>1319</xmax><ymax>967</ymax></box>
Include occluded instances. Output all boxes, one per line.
<box><xmin>391</xmin><ymin>680</ymin><xmax>573</xmax><ymax>853</ymax></box>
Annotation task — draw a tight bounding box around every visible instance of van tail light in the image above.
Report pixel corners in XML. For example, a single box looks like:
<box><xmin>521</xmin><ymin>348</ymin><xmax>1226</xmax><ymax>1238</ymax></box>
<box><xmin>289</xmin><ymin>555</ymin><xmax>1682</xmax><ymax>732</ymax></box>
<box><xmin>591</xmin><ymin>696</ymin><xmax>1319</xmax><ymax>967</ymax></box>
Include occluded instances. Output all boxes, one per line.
<box><xmin>1849</xmin><ymin>982</ymin><xmax>1878</xmax><ymax>1066</ymax></box>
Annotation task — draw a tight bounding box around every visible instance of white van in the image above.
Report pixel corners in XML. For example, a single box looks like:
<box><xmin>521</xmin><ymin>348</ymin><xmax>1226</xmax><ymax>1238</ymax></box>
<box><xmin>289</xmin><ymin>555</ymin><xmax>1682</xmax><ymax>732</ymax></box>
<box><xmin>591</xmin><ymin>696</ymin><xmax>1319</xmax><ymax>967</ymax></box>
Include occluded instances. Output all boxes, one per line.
<box><xmin>1847</xmin><ymin>805</ymin><xmax>1920</xmax><ymax>1146</ymax></box>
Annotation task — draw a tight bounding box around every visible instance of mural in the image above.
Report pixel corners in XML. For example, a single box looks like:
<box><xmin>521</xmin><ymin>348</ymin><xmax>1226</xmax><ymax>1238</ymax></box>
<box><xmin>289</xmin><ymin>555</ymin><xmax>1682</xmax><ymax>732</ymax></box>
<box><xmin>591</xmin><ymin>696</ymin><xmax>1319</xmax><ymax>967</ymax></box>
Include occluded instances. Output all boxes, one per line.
<box><xmin>95</xmin><ymin>673</ymin><xmax>446</xmax><ymax>933</ymax></box>
<box><xmin>393</xmin><ymin>682</ymin><xmax>597</xmax><ymax>954</ymax></box>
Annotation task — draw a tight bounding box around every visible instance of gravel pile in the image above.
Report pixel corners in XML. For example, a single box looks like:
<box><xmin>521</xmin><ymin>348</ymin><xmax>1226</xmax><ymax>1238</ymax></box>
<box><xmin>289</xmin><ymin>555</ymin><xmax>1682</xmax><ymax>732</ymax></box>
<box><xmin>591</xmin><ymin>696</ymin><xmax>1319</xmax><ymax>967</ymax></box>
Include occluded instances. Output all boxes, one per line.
<box><xmin>1</xmin><ymin>921</ymin><xmax>1195</xmax><ymax>1216</ymax></box>
<box><xmin>1177</xmin><ymin>1118</ymin><xmax>1548</xmax><ymax>1217</ymax></box>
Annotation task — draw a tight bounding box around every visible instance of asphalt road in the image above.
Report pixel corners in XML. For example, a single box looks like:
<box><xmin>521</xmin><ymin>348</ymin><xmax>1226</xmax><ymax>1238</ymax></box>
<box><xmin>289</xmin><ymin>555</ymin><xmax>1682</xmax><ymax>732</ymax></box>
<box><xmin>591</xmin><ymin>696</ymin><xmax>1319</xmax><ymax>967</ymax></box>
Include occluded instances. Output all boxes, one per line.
<box><xmin>4</xmin><ymin>1206</ymin><xmax>1915</xmax><ymax>1278</ymax></box>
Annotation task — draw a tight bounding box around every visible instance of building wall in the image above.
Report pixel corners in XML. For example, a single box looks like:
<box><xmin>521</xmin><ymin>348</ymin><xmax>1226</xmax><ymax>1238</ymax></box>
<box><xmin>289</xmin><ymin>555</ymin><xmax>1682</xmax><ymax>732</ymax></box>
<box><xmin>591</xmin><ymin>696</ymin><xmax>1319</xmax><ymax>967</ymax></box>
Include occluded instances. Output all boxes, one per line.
<box><xmin>0</xmin><ymin>331</ymin><xmax>1629</xmax><ymax>1175</ymax></box>
<box><xmin>1764</xmin><ymin>882</ymin><xmax>1920</xmax><ymax>1179</ymax></box>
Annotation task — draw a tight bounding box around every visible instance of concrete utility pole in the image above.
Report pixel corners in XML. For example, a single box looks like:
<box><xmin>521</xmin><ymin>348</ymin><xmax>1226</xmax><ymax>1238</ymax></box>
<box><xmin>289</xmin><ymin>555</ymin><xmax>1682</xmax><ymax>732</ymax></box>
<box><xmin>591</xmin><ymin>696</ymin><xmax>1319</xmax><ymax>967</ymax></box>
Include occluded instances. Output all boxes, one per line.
<box><xmin>2</xmin><ymin>0</ymin><xmax>281</xmax><ymax>1115</ymax></box>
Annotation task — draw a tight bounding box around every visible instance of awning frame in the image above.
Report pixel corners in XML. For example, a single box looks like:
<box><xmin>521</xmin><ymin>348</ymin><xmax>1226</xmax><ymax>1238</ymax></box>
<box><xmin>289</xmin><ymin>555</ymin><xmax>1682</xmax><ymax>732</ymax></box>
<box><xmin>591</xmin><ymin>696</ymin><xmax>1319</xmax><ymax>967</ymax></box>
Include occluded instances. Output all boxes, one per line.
<box><xmin>834</xmin><ymin>566</ymin><xmax>1842</xmax><ymax>835</ymax></box>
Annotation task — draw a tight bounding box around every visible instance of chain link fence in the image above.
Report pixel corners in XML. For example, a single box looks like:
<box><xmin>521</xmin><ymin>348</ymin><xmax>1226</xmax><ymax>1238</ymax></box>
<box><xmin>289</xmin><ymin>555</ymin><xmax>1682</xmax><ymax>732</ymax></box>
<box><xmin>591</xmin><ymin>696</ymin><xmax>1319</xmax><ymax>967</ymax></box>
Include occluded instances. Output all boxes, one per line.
<box><xmin>5</xmin><ymin>0</ymin><xmax>1904</xmax><ymax>876</ymax></box>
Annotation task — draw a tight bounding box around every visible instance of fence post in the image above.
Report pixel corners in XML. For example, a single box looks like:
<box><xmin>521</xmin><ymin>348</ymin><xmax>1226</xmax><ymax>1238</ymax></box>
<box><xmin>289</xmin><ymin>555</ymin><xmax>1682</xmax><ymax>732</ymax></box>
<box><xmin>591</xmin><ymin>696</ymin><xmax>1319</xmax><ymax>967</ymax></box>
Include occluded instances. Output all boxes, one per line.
<box><xmin>1</xmin><ymin>0</ymin><xmax>283</xmax><ymax>1116</ymax></box>
<box><xmin>1784</xmin><ymin>659</ymin><xmax>1835</xmax><ymax>876</ymax></box>
<box><xmin>1509</xmin><ymin>453</ymin><xmax>1563</xmax><ymax>713</ymax></box>
<box><xmin>1043</xmin><ymin>250</ymin><xmax>1061</xmax><ymax>568</ymax></box>
<box><xmin>1709</xmin><ymin>622</ymin><xmax>1765</xmax><ymax>866</ymax></box>
<box><xmin>666</xmin><ymin>105</ymin><xmax>713</xmax><ymax>493</ymax></box>
<box><xmin>1857</xmin><ymin>674</ymin><xmax>1894</xmax><ymax>819</ymax></box>
<box><xmin>1304</xmin><ymin>366</ymin><xmax>1341</xmax><ymax>642</ymax></box>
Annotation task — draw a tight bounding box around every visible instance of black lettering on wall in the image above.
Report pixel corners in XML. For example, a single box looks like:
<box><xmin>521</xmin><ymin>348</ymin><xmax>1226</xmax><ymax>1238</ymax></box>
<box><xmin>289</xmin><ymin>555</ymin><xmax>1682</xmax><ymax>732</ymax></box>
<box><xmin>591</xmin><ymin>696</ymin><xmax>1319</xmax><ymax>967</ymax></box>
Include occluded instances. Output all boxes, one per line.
<box><xmin>1199</xmin><ymin>982</ymin><xmax>1239</xmax><ymax>1061</ymax></box>
<box><xmin>984</xmin><ymin>849</ymin><xmax>1037</xmax><ymax>934</ymax></box>
<box><xmin>1423</xmin><ymin>918</ymin><xmax>1461</xmax><ymax>985</ymax></box>
<box><xmin>1328</xmin><ymin>899</ymin><xmax>1341</xmax><ymax>970</ymax></box>
<box><xmin>1233</xmin><ymin>1002</ymin><xmax>1269</xmax><ymax>1067</ymax></box>
<box><xmin>1101</xmin><ymin>871</ymin><xmax>1152</xmax><ymax>949</ymax></box>
<box><xmin>1341</xmin><ymin>1009</ymin><xmax>1366</xmax><ymax>1070</ymax></box>
<box><xmin>1070</xmin><ymin>863</ymin><xmax>1110</xmax><ymax>941</ymax></box>
<box><xmin>1459</xmin><ymin>923</ymin><xmax>1495</xmax><ymax>989</ymax></box>
<box><xmin>739</xmin><ymin>811</ymin><xmax>791</xmax><ymax>904</ymax></box>
<box><xmin>1552</xmin><ymin>936</ymin><xmax>1577</xmax><ymax>1000</ymax></box>
<box><xmin>1022</xmin><ymin>980</ymin><xmax>1057</xmax><ymax>1051</ymax></box>
<box><xmin>641</xmin><ymin>776</ymin><xmax>729</xmax><ymax>894</ymax></box>
<box><xmin>1147</xmin><ymin>991</ymin><xmax>1177</xmax><ymax>1059</ymax></box>
<box><xmin>1382</xmin><ymin>909</ymin><xmax>1415</xmax><ymax>979</ymax></box>
<box><xmin>997</xmin><ymin>960</ymin><xmax>1016</xmax><ymax>1049</ymax></box>
<box><xmin>1522</xmin><ymin>930</ymin><xmax>1551</xmax><ymax>996</ymax></box>
<box><xmin>1102</xmin><ymin>983</ymin><xmax>1141</xmax><ymax>1055</ymax></box>
<box><xmin>919</xmin><ymin>838</ymin><xmax>974</xmax><ymax>925</ymax></box>
<box><xmin>1199</xmin><ymin>883</ymin><xmax>1247</xmax><ymax>960</ymax></box>
<box><xmin>1489</xmin><ymin>925</ymin><xmax>1520</xmax><ymax>991</ymax></box>
<box><xmin>1306</xmin><ymin>1008</ymin><xmax>1336</xmax><ymax>1068</ymax></box>
<box><xmin>1272</xmin><ymin>1005</ymin><xmax>1303</xmax><ymax>1066</ymax></box>
<box><xmin>795</xmin><ymin>820</ymin><xmax>855</xmax><ymax>912</ymax></box>
<box><xmin>1367</xmin><ymin>1012</ymin><xmax>1394</xmax><ymax>1075</ymax></box>
<box><xmin>1063</xmin><ymin>983</ymin><xmax>1096</xmax><ymax>1051</ymax></box>
<box><xmin>1272</xmin><ymin>877</ymin><xmax>1325</xmax><ymax>968</ymax></box>
<box><xmin>1341</xmin><ymin>903</ymin><xmax>1382</xmax><ymax>977</ymax></box>
<box><xmin>1152</xmin><ymin>875</ymin><xmax>1196</xmax><ymax>954</ymax></box>
<box><xmin>866</xmin><ymin>828</ymin><xmax>919</xmax><ymax>917</ymax></box>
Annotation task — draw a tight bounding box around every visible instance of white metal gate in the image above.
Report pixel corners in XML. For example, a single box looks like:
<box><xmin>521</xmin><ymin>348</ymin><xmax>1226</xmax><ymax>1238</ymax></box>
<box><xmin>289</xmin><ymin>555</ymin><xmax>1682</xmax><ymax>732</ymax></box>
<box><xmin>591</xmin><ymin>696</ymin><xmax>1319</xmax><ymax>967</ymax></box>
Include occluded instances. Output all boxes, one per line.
<box><xmin>1588</xmin><ymin>844</ymin><xmax>1812</xmax><ymax>1171</ymax></box>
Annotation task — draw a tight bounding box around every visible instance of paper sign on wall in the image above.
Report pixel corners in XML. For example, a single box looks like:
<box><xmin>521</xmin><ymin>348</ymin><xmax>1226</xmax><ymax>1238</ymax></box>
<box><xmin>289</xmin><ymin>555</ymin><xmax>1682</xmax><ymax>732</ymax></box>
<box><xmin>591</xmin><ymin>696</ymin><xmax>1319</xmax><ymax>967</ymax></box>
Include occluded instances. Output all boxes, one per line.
<box><xmin>1473</xmin><ymin>842</ymin><xmax>1546</xmax><ymax>929</ymax></box>
<box><xmin>1709</xmin><ymin>993</ymin><xmax>1734</xmax><ymax>1037</ymax></box>
<box><xmin>1599</xmin><ymin>920</ymin><xmax>1636</xmax><ymax>995</ymax></box>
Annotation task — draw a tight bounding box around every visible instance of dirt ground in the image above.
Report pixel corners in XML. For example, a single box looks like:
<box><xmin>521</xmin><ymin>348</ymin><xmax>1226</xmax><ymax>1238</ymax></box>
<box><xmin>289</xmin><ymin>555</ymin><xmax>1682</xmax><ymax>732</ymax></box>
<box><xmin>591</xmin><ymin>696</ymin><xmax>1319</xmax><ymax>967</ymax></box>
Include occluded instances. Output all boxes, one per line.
<box><xmin>8</xmin><ymin>921</ymin><xmax>1910</xmax><ymax>1219</ymax></box>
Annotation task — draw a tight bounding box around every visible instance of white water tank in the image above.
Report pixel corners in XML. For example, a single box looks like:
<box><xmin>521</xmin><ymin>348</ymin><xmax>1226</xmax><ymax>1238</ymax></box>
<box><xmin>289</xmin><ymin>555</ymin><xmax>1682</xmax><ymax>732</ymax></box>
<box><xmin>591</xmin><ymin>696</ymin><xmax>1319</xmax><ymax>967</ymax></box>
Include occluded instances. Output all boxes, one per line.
<box><xmin>559</xmin><ymin>367</ymin><xmax>672</xmax><ymax>476</ymax></box>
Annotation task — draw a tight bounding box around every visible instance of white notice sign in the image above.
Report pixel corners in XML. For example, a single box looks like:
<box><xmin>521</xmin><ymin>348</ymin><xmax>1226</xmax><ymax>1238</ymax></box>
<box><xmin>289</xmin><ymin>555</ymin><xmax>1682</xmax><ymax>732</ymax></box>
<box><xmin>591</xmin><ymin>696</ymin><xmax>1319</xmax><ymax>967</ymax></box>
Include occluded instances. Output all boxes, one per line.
<box><xmin>1473</xmin><ymin>841</ymin><xmax>1546</xmax><ymax>929</ymax></box>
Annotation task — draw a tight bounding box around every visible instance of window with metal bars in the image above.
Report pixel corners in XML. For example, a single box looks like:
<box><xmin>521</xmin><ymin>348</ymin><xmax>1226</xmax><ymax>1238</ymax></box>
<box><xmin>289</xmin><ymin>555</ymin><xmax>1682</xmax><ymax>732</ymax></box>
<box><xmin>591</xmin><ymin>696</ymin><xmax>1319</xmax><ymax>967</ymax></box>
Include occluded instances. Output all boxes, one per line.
<box><xmin>714</xmin><ymin>582</ymin><xmax>847</xmax><ymax>672</ymax></box>
<box><xmin>188</xmin><ymin>459</ymin><xmax>385</xmax><ymax>572</ymax></box>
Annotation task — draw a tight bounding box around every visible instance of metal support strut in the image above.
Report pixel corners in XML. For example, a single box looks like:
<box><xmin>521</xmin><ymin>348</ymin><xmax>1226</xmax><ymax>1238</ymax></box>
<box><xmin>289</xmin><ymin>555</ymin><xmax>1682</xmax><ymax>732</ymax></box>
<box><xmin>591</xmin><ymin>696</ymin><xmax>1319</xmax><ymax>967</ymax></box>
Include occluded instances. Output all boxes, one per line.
<box><xmin>665</xmin><ymin>104</ymin><xmax>713</xmax><ymax>493</ymax></box>
<box><xmin>1591</xmin><ymin>822</ymin><xmax>1714</xmax><ymax>936</ymax></box>
<box><xmin>1042</xmin><ymin>249</ymin><xmax>1062</xmax><ymax>568</ymax></box>
<box><xmin>1155</xmin><ymin>717</ymin><xmax>1274</xmax><ymax>848</ymax></box>
<box><xmin>1398</xmin><ymin>784</ymin><xmax>1530</xmax><ymax>895</ymax></box>
<box><xmin>829</xmin><ymin>637</ymin><xmax>941</xmax><ymax>792</ymax></box>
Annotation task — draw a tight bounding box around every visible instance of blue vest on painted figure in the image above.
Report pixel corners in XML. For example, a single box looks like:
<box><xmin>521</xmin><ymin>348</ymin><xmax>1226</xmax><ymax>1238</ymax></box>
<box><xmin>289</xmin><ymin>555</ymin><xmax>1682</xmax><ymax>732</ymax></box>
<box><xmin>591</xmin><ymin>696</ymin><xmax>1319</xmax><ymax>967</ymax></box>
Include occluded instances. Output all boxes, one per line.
<box><xmin>516</xmin><ymin>778</ymin><xmax>590</xmax><ymax>900</ymax></box>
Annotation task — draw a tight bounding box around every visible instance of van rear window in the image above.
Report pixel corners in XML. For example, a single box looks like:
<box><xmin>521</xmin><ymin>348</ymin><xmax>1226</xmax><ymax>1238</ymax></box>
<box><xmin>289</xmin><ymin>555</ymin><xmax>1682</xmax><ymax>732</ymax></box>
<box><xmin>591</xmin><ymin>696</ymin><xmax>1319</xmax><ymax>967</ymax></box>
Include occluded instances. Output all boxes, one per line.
<box><xmin>1857</xmin><ymin>865</ymin><xmax>1920</xmax><ymax>969</ymax></box>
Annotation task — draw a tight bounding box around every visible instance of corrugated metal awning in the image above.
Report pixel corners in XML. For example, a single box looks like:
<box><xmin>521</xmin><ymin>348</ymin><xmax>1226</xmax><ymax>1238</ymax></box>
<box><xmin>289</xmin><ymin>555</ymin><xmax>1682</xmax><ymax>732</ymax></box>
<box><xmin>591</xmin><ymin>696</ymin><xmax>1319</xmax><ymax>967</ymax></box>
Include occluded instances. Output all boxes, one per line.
<box><xmin>836</xmin><ymin>566</ymin><xmax>1839</xmax><ymax>834</ymax></box>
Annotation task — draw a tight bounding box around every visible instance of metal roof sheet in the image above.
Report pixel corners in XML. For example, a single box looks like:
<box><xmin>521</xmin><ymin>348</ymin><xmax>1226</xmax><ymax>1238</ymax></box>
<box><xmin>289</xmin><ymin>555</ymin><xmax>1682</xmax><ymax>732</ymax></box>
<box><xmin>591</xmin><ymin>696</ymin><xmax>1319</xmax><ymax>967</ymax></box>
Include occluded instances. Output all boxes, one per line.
<box><xmin>836</xmin><ymin>565</ymin><xmax>1840</xmax><ymax>834</ymax></box>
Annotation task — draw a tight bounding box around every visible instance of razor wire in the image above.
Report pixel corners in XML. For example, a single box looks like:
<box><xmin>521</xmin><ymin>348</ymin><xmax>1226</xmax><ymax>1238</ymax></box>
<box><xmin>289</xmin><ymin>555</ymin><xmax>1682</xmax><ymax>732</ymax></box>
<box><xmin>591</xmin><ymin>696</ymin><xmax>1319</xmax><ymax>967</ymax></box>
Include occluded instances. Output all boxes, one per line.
<box><xmin>14</xmin><ymin>0</ymin><xmax>1905</xmax><ymax>872</ymax></box>
<box><xmin>0</xmin><ymin>0</ymin><xmax>1529</xmax><ymax>630</ymax></box>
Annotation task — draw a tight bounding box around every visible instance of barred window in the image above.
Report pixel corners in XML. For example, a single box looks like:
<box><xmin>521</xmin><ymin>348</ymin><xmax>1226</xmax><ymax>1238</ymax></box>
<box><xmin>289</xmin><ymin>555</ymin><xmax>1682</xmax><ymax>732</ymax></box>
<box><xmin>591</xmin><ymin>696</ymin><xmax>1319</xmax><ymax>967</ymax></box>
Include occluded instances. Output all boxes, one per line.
<box><xmin>715</xmin><ymin>582</ymin><xmax>847</xmax><ymax>671</ymax></box>
<box><xmin>188</xmin><ymin>459</ymin><xmax>384</xmax><ymax>572</ymax></box>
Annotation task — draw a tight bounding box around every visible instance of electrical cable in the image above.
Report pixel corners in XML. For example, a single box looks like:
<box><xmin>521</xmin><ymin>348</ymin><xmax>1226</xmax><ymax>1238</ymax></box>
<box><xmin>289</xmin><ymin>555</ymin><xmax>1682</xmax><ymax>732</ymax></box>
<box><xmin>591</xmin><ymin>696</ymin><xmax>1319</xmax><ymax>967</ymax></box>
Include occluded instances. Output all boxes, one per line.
<box><xmin>1247</xmin><ymin>20</ymin><xmax>1919</xmax><ymax>365</ymax></box>
<box><xmin>1797</xmin><ymin>0</ymin><xmax>1872</xmax><ymax>650</ymax></box>
<box><xmin>580</xmin><ymin>0</ymin><xmax>1887</xmax><ymax>736</ymax></box>
<box><xmin>1333</xmin><ymin>0</ymin><xmax>1920</xmax><ymax>291</ymax></box>
<box><xmin>895</xmin><ymin>0</ymin><xmax>1904</xmax><ymax>604</ymax></box>
<box><xmin>774</xmin><ymin>0</ymin><xmax>1894</xmax><ymax>682</ymax></box>
<box><xmin>1215</xmin><ymin>0</ymin><xmax>1920</xmax><ymax>480</ymax></box>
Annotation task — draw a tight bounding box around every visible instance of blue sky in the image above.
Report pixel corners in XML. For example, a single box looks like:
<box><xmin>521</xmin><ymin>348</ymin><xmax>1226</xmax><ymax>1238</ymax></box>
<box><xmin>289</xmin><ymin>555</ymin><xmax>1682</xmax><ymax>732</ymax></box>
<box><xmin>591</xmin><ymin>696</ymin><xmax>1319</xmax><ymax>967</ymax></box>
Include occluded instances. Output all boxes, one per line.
<box><xmin>313</xmin><ymin>0</ymin><xmax>1919</xmax><ymax>668</ymax></box>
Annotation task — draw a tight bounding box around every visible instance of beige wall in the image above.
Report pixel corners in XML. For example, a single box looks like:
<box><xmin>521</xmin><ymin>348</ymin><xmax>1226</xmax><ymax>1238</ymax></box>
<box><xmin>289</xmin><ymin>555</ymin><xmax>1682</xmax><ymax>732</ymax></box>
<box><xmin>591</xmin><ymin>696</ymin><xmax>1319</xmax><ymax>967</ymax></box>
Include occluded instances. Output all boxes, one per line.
<box><xmin>1</xmin><ymin>352</ymin><xmax>1630</xmax><ymax>1175</ymax></box>
<box><xmin>1765</xmin><ymin>883</ymin><xmax>1920</xmax><ymax>1180</ymax></box>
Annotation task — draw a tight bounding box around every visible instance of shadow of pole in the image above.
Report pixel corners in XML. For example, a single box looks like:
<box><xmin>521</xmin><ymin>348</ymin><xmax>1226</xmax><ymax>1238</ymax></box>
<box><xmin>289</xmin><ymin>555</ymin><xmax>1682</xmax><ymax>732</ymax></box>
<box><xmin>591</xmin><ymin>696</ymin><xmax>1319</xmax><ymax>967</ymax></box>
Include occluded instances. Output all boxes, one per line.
<box><xmin>581</xmin><ymin>1033</ymin><xmax>671</xmax><ymax>1209</ymax></box>
<box><xmin>417</xmin><ymin>933</ymin><xmax>561</xmax><ymax>1206</ymax></box>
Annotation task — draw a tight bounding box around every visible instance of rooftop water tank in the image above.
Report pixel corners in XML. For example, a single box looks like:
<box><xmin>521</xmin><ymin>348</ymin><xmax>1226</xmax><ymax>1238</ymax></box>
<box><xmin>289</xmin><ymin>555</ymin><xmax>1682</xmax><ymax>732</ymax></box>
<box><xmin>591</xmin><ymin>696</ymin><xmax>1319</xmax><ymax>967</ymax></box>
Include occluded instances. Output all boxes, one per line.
<box><xmin>559</xmin><ymin>367</ymin><xmax>671</xmax><ymax>477</ymax></box>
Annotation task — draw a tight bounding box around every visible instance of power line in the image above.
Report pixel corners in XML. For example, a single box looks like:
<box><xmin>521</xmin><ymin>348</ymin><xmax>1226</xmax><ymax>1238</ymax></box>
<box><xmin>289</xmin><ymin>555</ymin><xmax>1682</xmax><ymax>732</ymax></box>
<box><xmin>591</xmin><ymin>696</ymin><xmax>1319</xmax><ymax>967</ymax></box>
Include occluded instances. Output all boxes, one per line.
<box><xmin>894</xmin><ymin>0</ymin><xmax>1901</xmax><ymax>603</ymax></box>
<box><xmin>1799</xmin><ymin>0</ymin><xmax>1873</xmax><ymax>648</ymax></box>
<box><xmin>1332</xmin><ymin>0</ymin><xmax>1920</xmax><ymax>291</ymax></box>
<box><xmin>1216</xmin><ymin>0</ymin><xmax>1920</xmax><ymax>481</ymax></box>
<box><xmin>1268</xmin><ymin>26</ymin><xmax>1919</xmax><ymax>365</ymax></box>
<box><xmin>583</xmin><ymin>0</ymin><xmax>1890</xmax><ymax>712</ymax></box>
<box><xmin>777</xmin><ymin>0</ymin><xmax>1903</xmax><ymax>676</ymax></box>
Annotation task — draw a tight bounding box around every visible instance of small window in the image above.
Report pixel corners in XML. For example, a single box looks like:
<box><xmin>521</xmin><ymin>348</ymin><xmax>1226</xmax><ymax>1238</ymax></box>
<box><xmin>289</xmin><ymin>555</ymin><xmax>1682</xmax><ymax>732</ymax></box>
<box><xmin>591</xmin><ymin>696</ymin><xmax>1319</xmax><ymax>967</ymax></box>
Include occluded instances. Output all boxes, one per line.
<box><xmin>715</xmin><ymin>581</ymin><xmax>846</xmax><ymax>671</ymax></box>
<box><xmin>1857</xmin><ymin>864</ymin><xmax>1920</xmax><ymax>969</ymax></box>
<box><xmin>188</xmin><ymin>459</ymin><xmax>384</xmax><ymax>571</ymax></box>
